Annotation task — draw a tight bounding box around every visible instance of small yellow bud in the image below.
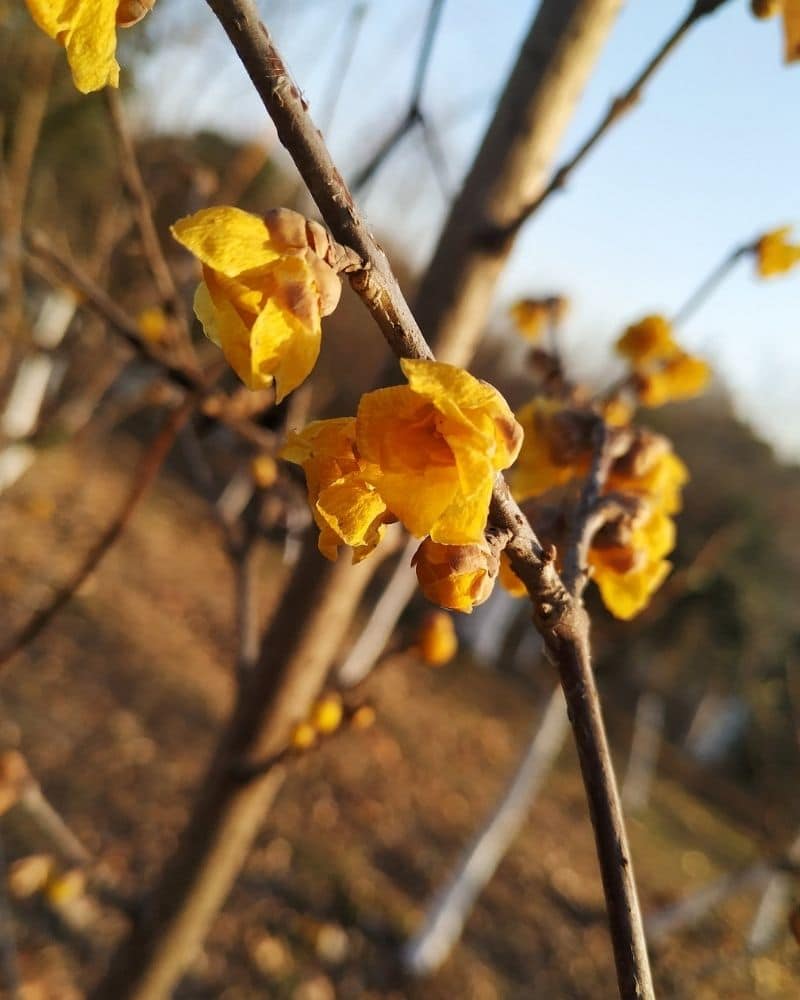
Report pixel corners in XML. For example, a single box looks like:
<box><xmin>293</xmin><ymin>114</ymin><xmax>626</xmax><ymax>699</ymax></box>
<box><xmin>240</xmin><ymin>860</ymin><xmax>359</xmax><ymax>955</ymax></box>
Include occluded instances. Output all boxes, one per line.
<box><xmin>349</xmin><ymin>704</ymin><xmax>376</xmax><ymax>730</ymax></box>
<box><xmin>290</xmin><ymin>722</ymin><xmax>317</xmax><ymax>750</ymax></box>
<box><xmin>412</xmin><ymin>538</ymin><xmax>498</xmax><ymax>614</ymax></box>
<box><xmin>136</xmin><ymin>306</ymin><xmax>168</xmax><ymax>344</ymax></box>
<box><xmin>309</xmin><ymin>693</ymin><xmax>343</xmax><ymax>735</ymax></box>
<box><xmin>250</xmin><ymin>454</ymin><xmax>279</xmax><ymax>489</ymax></box>
<box><xmin>417</xmin><ymin>610</ymin><xmax>458</xmax><ymax>666</ymax></box>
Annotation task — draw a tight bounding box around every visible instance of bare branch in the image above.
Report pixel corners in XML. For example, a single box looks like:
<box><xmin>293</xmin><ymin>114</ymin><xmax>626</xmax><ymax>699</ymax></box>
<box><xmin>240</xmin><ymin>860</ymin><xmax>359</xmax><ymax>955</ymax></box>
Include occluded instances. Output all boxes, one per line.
<box><xmin>0</xmin><ymin>397</ymin><xmax>195</xmax><ymax>671</ymax></box>
<box><xmin>349</xmin><ymin>0</ymin><xmax>446</xmax><ymax>194</ymax></box>
<box><xmin>105</xmin><ymin>90</ymin><xmax>196</xmax><ymax>363</ymax></box>
<box><xmin>499</xmin><ymin>0</ymin><xmax>734</xmax><ymax>241</ymax></box>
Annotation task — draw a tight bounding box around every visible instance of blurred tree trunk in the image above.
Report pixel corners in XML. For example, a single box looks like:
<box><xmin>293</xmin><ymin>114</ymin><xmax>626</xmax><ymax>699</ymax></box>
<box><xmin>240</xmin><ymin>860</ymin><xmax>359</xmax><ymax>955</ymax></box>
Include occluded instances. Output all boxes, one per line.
<box><xmin>419</xmin><ymin>0</ymin><xmax>624</xmax><ymax>366</ymax></box>
<box><xmin>92</xmin><ymin>2</ymin><xmax>623</xmax><ymax>996</ymax></box>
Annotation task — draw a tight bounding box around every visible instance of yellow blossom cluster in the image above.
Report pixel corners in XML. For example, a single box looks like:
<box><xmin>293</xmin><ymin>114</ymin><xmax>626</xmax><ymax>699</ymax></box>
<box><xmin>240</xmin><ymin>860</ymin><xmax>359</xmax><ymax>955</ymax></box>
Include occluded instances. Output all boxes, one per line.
<box><xmin>25</xmin><ymin>0</ymin><xmax>155</xmax><ymax>93</ymax></box>
<box><xmin>503</xmin><ymin>406</ymin><xmax>688</xmax><ymax>619</ymax></box>
<box><xmin>172</xmin><ymin>206</ymin><xmax>342</xmax><ymax>402</ymax></box>
<box><xmin>511</xmin><ymin>399</ymin><xmax>592</xmax><ymax>500</ymax></box>
<box><xmin>282</xmin><ymin>360</ymin><xmax>522</xmax><ymax>570</ymax></box>
<box><xmin>755</xmin><ymin>226</ymin><xmax>800</xmax><ymax>278</ymax></box>
<box><xmin>615</xmin><ymin>315</ymin><xmax>711</xmax><ymax>409</ymax></box>
<box><xmin>751</xmin><ymin>0</ymin><xmax>800</xmax><ymax>63</ymax></box>
<box><xmin>590</xmin><ymin>433</ymin><xmax>688</xmax><ymax>620</ymax></box>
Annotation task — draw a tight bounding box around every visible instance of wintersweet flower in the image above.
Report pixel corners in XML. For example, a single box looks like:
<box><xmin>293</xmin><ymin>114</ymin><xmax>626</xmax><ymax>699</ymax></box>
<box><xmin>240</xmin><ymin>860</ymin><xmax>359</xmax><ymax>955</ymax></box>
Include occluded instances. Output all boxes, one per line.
<box><xmin>280</xmin><ymin>418</ymin><xmax>389</xmax><ymax>563</ymax></box>
<box><xmin>511</xmin><ymin>398</ymin><xmax>592</xmax><ymax>501</ymax></box>
<box><xmin>412</xmin><ymin>538</ymin><xmax>498</xmax><ymax>614</ymax></box>
<box><xmin>616</xmin><ymin>315</ymin><xmax>680</xmax><ymax>369</ymax></box>
<box><xmin>509</xmin><ymin>296</ymin><xmax>568</xmax><ymax>342</ymax></box>
<box><xmin>25</xmin><ymin>0</ymin><xmax>154</xmax><ymax>94</ymax></box>
<box><xmin>171</xmin><ymin>206</ymin><xmax>341</xmax><ymax>401</ymax></box>
<box><xmin>589</xmin><ymin>432</ymin><xmax>688</xmax><ymax>618</ymax></box>
<box><xmin>755</xmin><ymin>226</ymin><xmax>800</xmax><ymax>277</ymax></box>
<box><xmin>636</xmin><ymin>352</ymin><xmax>712</xmax><ymax>408</ymax></box>
<box><xmin>357</xmin><ymin>360</ymin><xmax>523</xmax><ymax>544</ymax></box>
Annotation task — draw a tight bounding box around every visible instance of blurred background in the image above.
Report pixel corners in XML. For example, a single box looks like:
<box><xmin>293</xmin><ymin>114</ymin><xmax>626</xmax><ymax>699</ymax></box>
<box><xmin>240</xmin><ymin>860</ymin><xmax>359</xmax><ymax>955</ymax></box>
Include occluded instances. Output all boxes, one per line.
<box><xmin>1</xmin><ymin>0</ymin><xmax>799</xmax><ymax>997</ymax></box>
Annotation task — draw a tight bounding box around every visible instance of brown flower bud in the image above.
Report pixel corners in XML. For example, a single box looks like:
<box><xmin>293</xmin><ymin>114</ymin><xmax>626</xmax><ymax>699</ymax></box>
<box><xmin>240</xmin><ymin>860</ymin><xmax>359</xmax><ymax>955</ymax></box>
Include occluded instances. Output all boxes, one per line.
<box><xmin>412</xmin><ymin>538</ymin><xmax>498</xmax><ymax>614</ymax></box>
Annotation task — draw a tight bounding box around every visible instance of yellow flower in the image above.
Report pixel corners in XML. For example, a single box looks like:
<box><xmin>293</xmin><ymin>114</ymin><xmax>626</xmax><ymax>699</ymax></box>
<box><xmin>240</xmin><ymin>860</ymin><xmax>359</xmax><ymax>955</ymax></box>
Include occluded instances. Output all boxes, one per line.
<box><xmin>616</xmin><ymin>315</ymin><xmax>680</xmax><ymax>368</ymax></box>
<box><xmin>511</xmin><ymin>398</ymin><xmax>591</xmax><ymax>501</ymax></box>
<box><xmin>417</xmin><ymin>611</ymin><xmax>459</xmax><ymax>666</ymax></box>
<box><xmin>755</xmin><ymin>226</ymin><xmax>800</xmax><ymax>277</ymax></box>
<box><xmin>412</xmin><ymin>538</ymin><xmax>498</xmax><ymax>614</ymax></box>
<box><xmin>602</xmin><ymin>397</ymin><xmax>634</xmax><ymax>428</ymax></box>
<box><xmin>250</xmin><ymin>454</ymin><xmax>278</xmax><ymax>489</ymax></box>
<box><xmin>751</xmin><ymin>0</ymin><xmax>800</xmax><ymax>62</ymax></box>
<box><xmin>608</xmin><ymin>434</ymin><xmax>689</xmax><ymax>516</ymax></box>
<box><xmin>136</xmin><ymin>305</ymin><xmax>168</xmax><ymax>344</ymax></box>
<box><xmin>509</xmin><ymin>297</ymin><xmax>567</xmax><ymax>342</ymax></box>
<box><xmin>637</xmin><ymin>352</ymin><xmax>712</xmax><ymax>408</ymax></box>
<box><xmin>357</xmin><ymin>360</ymin><xmax>522</xmax><ymax>544</ymax></box>
<box><xmin>171</xmin><ymin>206</ymin><xmax>341</xmax><ymax>401</ymax></box>
<box><xmin>280</xmin><ymin>418</ymin><xmax>389</xmax><ymax>562</ymax></box>
<box><xmin>590</xmin><ymin>434</ymin><xmax>688</xmax><ymax>619</ymax></box>
<box><xmin>25</xmin><ymin>0</ymin><xmax>154</xmax><ymax>94</ymax></box>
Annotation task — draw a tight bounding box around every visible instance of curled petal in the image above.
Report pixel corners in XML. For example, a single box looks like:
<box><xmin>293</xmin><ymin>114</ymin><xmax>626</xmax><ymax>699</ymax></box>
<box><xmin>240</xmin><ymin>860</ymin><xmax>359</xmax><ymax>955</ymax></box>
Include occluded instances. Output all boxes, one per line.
<box><xmin>27</xmin><ymin>0</ymin><xmax>120</xmax><ymax>93</ymax></box>
<box><xmin>171</xmin><ymin>207</ymin><xmax>279</xmax><ymax>277</ymax></box>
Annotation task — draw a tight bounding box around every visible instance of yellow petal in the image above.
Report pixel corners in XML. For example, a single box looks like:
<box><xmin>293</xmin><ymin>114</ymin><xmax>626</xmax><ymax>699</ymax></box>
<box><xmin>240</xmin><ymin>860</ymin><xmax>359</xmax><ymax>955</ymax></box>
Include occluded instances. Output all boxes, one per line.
<box><xmin>316</xmin><ymin>474</ymin><xmax>387</xmax><ymax>555</ymax></box>
<box><xmin>756</xmin><ymin>225</ymin><xmax>800</xmax><ymax>277</ymax></box>
<box><xmin>27</xmin><ymin>0</ymin><xmax>120</xmax><ymax>93</ymax></box>
<box><xmin>431</xmin><ymin>474</ymin><xmax>493</xmax><ymax>545</ymax></box>
<box><xmin>192</xmin><ymin>282</ymin><xmax>221</xmax><ymax>347</ymax></box>
<box><xmin>171</xmin><ymin>207</ymin><xmax>280</xmax><ymax>277</ymax></box>
<box><xmin>593</xmin><ymin>559</ymin><xmax>672</xmax><ymax>621</ymax></box>
<box><xmin>616</xmin><ymin>315</ymin><xmax>680</xmax><ymax>368</ymax></box>
<box><xmin>249</xmin><ymin>297</ymin><xmax>319</xmax><ymax>403</ymax></box>
<box><xmin>401</xmin><ymin>359</ymin><xmax>522</xmax><ymax>468</ymax></box>
<box><xmin>783</xmin><ymin>0</ymin><xmax>800</xmax><ymax>61</ymax></box>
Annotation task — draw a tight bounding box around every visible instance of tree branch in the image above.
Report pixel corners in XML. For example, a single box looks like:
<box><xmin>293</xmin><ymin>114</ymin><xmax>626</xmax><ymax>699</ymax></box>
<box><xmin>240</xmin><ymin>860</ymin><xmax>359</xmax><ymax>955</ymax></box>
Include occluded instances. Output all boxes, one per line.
<box><xmin>0</xmin><ymin>396</ymin><xmax>195</xmax><ymax>671</ymax></box>
<box><xmin>105</xmin><ymin>89</ymin><xmax>196</xmax><ymax>364</ymax></box>
<box><xmin>498</xmin><ymin>0</ymin><xmax>734</xmax><ymax>241</ymax></box>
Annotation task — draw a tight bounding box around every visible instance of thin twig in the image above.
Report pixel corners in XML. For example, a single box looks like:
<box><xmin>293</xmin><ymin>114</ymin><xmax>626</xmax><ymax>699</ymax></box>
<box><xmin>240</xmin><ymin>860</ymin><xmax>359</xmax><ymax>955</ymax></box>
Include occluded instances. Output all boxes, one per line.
<box><xmin>25</xmin><ymin>238</ymin><xmax>277</xmax><ymax>450</ymax></box>
<box><xmin>497</xmin><ymin>0</ymin><xmax>734</xmax><ymax>242</ymax></box>
<box><xmin>0</xmin><ymin>397</ymin><xmax>195</xmax><ymax>671</ymax></box>
<box><xmin>204</xmin><ymin>5</ymin><xmax>653</xmax><ymax>996</ymax></box>
<box><xmin>671</xmin><ymin>243</ymin><xmax>751</xmax><ymax>327</ymax></box>
<box><xmin>350</xmin><ymin>0</ymin><xmax>447</xmax><ymax>193</ymax></box>
<box><xmin>105</xmin><ymin>90</ymin><xmax>196</xmax><ymax>363</ymax></box>
<box><xmin>26</xmin><ymin>234</ymin><xmax>200</xmax><ymax>392</ymax></box>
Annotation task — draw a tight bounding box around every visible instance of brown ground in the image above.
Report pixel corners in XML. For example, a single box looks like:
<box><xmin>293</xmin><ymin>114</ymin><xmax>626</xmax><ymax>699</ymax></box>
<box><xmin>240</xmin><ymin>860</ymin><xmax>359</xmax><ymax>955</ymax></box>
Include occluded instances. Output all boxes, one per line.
<box><xmin>1</xmin><ymin>430</ymin><xmax>798</xmax><ymax>999</ymax></box>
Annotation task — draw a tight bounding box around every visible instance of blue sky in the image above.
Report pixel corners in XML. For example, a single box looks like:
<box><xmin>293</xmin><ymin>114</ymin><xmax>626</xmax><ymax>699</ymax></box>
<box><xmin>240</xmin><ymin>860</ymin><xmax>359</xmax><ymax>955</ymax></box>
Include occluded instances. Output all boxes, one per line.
<box><xmin>133</xmin><ymin>0</ymin><xmax>800</xmax><ymax>458</ymax></box>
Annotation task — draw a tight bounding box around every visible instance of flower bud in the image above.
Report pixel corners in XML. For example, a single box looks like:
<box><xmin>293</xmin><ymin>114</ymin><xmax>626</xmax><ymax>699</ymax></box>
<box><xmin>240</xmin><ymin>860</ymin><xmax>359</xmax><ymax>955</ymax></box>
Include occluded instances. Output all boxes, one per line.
<box><xmin>412</xmin><ymin>538</ymin><xmax>498</xmax><ymax>614</ymax></box>
<box><xmin>417</xmin><ymin>611</ymin><xmax>458</xmax><ymax>666</ymax></box>
<box><xmin>309</xmin><ymin>694</ymin><xmax>343</xmax><ymax>735</ymax></box>
<box><xmin>290</xmin><ymin>722</ymin><xmax>317</xmax><ymax>750</ymax></box>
